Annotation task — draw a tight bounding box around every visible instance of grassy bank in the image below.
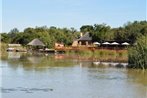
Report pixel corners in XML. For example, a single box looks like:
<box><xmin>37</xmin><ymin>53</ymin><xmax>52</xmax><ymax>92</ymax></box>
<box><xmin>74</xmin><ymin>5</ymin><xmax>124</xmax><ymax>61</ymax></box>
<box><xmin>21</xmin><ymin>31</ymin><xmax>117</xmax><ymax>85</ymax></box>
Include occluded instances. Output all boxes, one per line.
<box><xmin>128</xmin><ymin>35</ymin><xmax>147</xmax><ymax>69</ymax></box>
<box><xmin>0</xmin><ymin>42</ymin><xmax>27</xmax><ymax>57</ymax></box>
<box><xmin>66</xmin><ymin>49</ymin><xmax>128</xmax><ymax>62</ymax></box>
<box><xmin>0</xmin><ymin>42</ymin><xmax>8</xmax><ymax>56</ymax></box>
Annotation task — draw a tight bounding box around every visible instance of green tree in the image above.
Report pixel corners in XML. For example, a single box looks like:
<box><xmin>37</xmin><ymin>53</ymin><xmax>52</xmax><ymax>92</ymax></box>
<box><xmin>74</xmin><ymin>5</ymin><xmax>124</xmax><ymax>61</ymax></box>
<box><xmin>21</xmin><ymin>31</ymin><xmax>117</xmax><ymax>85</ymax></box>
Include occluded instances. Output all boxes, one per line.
<box><xmin>91</xmin><ymin>24</ymin><xmax>112</xmax><ymax>42</ymax></box>
<box><xmin>80</xmin><ymin>25</ymin><xmax>94</xmax><ymax>33</ymax></box>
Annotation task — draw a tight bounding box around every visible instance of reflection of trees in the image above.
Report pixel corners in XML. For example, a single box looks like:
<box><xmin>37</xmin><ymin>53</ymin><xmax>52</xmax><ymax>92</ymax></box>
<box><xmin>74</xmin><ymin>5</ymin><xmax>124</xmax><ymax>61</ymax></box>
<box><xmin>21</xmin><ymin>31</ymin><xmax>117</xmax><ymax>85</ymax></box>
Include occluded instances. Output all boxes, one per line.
<box><xmin>126</xmin><ymin>69</ymin><xmax>147</xmax><ymax>98</ymax></box>
<box><xmin>127</xmin><ymin>69</ymin><xmax>147</xmax><ymax>86</ymax></box>
<box><xmin>2</xmin><ymin>53</ymin><xmax>76</xmax><ymax>72</ymax></box>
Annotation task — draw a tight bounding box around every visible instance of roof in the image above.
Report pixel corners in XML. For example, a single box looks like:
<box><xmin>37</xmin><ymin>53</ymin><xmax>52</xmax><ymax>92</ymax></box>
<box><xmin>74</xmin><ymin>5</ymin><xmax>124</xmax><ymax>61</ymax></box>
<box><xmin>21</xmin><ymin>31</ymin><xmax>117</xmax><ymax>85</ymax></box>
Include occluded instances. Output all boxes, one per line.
<box><xmin>110</xmin><ymin>42</ymin><xmax>119</xmax><ymax>45</ymax></box>
<box><xmin>102</xmin><ymin>42</ymin><xmax>110</xmax><ymax>45</ymax></box>
<box><xmin>27</xmin><ymin>38</ymin><xmax>45</xmax><ymax>46</ymax></box>
<box><xmin>78</xmin><ymin>32</ymin><xmax>92</xmax><ymax>41</ymax></box>
<box><xmin>93</xmin><ymin>42</ymin><xmax>100</xmax><ymax>45</ymax></box>
<box><xmin>122</xmin><ymin>42</ymin><xmax>130</xmax><ymax>45</ymax></box>
<box><xmin>8</xmin><ymin>44</ymin><xmax>21</xmax><ymax>47</ymax></box>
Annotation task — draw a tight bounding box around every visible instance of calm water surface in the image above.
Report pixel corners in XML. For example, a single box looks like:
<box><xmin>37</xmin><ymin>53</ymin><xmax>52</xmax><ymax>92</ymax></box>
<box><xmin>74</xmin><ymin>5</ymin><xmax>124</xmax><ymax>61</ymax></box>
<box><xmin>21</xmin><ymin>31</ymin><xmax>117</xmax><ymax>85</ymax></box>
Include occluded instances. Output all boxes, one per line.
<box><xmin>0</xmin><ymin>52</ymin><xmax>147</xmax><ymax>98</ymax></box>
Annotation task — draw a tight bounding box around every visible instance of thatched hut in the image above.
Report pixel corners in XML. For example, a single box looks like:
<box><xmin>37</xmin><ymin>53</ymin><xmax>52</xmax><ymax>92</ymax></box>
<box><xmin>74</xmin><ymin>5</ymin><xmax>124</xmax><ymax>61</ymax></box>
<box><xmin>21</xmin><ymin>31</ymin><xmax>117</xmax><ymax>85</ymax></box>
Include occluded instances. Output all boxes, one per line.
<box><xmin>27</xmin><ymin>38</ymin><xmax>45</xmax><ymax>51</ymax></box>
<box><xmin>27</xmin><ymin>38</ymin><xmax>45</xmax><ymax>46</ymax></box>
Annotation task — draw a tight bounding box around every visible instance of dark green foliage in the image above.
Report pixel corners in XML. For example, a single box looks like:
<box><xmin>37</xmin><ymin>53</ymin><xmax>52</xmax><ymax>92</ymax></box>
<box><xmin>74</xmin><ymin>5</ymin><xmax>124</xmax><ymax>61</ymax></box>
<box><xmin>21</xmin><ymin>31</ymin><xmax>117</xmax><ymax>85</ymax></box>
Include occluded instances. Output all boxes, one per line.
<box><xmin>80</xmin><ymin>25</ymin><xmax>94</xmax><ymax>33</ymax></box>
<box><xmin>79</xmin><ymin>21</ymin><xmax>147</xmax><ymax>43</ymax></box>
<box><xmin>0</xmin><ymin>33</ymin><xmax>11</xmax><ymax>43</ymax></box>
<box><xmin>9</xmin><ymin>28</ymin><xmax>19</xmax><ymax>33</ymax></box>
<box><xmin>128</xmin><ymin>35</ymin><xmax>147</xmax><ymax>69</ymax></box>
<box><xmin>1</xmin><ymin>20</ymin><xmax>147</xmax><ymax>48</ymax></box>
<box><xmin>1</xmin><ymin>26</ymin><xmax>80</xmax><ymax>48</ymax></box>
<box><xmin>91</xmin><ymin>24</ymin><xmax>113</xmax><ymax>42</ymax></box>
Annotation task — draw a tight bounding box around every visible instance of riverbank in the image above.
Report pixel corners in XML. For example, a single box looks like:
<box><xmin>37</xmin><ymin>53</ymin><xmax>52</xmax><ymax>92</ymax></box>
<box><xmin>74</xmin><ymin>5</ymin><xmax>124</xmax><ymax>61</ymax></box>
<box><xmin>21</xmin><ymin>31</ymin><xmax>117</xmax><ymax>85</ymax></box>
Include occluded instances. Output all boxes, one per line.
<box><xmin>1</xmin><ymin>42</ymin><xmax>128</xmax><ymax>62</ymax></box>
<box><xmin>65</xmin><ymin>49</ymin><xmax>128</xmax><ymax>62</ymax></box>
<box><xmin>0</xmin><ymin>42</ymin><xmax>7</xmax><ymax>56</ymax></box>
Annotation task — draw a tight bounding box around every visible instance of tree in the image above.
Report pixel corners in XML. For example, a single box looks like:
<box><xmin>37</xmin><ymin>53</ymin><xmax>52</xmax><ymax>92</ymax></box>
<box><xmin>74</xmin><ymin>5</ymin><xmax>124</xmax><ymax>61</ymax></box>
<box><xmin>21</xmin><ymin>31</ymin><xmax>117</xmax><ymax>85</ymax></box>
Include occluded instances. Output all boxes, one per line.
<box><xmin>1</xmin><ymin>20</ymin><xmax>147</xmax><ymax>48</ymax></box>
<box><xmin>80</xmin><ymin>25</ymin><xmax>94</xmax><ymax>33</ymax></box>
<box><xmin>91</xmin><ymin>24</ymin><xmax>112</xmax><ymax>42</ymax></box>
<box><xmin>128</xmin><ymin>35</ymin><xmax>147</xmax><ymax>69</ymax></box>
<box><xmin>114</xmin><ymin>27</ymin><xmax>127</xmax><ymax>41</ymax></box>
<box><xmin>0</xmin><ymin>33</ymin><xmax>11</xmax><ymax>43</ymax></box>
<box><xmin>9</xmin><ymin>28</ymin><xmax>19</xmax><ymax>33</ymax></box>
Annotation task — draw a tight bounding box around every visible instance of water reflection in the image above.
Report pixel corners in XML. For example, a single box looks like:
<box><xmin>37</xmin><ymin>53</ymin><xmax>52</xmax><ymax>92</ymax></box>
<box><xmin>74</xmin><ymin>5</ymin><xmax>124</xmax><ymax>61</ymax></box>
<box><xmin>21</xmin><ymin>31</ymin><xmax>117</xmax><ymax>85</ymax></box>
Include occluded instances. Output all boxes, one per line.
<box><xmin>127</xmin><ymin>69</ymin><xmax>147</xmax><ymax>86</ymax></box>
<box><xmin>1</xmin><ymin>52</ymin><xmax>147</xmax><ymax>98</ymax></box>
<box><xmin>1</xmin><ymin>87</ymin><xmax>53</xmax><ymax>93</ymax></box>
<box><xmin>93</xmin><ymin>61</ymin><xmax>128</xmax><ymax>68</ymax></box>
<box><xmin>1</xmin><ymin>52</ymin><xmax>76</xmax><ymax>71</ymax></box>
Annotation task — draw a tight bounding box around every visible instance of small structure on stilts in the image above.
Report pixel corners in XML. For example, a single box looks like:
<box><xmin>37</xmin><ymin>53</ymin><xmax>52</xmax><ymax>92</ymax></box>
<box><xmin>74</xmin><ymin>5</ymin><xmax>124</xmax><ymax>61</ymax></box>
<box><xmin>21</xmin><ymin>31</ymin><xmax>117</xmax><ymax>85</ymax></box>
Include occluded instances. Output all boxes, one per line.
<box><xmin>27</xmin><ymin>38</ymin><xmax>45</xmax><ymax>52</ymax></box>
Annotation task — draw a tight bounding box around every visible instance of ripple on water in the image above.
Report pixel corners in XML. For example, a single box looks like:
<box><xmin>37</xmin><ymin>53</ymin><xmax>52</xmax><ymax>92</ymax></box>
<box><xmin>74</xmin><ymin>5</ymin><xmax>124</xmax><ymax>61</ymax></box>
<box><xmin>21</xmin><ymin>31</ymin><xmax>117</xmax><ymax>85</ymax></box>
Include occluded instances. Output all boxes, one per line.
<box><xmin>0</xmin><ymin>87</ymin><xmax>53</xmax><ymax>93</ymax></box>
<box><xmin>92</xmin><ymin>75</ymin><xmax>135</xmax><ymax>80</ymax></box>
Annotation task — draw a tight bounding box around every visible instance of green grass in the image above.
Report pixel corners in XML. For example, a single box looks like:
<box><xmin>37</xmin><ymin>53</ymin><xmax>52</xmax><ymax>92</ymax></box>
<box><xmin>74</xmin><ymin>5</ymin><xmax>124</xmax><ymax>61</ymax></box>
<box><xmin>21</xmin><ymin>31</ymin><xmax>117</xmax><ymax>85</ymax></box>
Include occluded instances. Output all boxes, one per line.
<box><xmin>66</xmin><ymin>49</ymin><xmax>128</xmax><ymax>62</ymax></box>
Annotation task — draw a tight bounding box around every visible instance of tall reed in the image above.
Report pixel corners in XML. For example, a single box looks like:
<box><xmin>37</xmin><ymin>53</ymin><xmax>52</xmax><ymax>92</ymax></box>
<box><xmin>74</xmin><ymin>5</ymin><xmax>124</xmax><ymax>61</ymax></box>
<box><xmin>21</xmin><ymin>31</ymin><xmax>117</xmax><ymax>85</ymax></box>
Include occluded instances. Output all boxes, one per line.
<box><xmin>66</xmin><ymin>49</ymin><xmax>128</xmax><ymax>61</ymax></box>
<box><xmin>0</xmin><ymin>42</ymin><xmax>7</xmax><ymax>56</ymax></box>
<box><xmin>128</xmin><ymin>35</ymin><xmax>147</xmax><ymax>69</ymax></box>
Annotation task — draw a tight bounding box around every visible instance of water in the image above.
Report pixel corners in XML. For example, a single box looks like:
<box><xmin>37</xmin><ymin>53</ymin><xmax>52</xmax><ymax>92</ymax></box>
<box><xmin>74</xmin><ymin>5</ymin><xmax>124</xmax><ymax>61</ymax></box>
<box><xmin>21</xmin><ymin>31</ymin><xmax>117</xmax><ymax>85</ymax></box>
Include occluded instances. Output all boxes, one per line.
<box><xmin>0</xmin><ymin>52</ymin><xmax>147</xmax><ymax>98</ymax></box>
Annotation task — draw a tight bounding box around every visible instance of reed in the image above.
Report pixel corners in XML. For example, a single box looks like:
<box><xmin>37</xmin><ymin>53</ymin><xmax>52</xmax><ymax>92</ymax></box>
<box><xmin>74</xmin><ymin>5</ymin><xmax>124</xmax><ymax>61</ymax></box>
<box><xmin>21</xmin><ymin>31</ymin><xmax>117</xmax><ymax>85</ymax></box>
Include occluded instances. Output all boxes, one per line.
<box><xmin>128</xmin><ymin>35</ymin><xmax>147</xmax><ymax>69</ymax></box>
<box><xmin>66</xmin><ymin>49</ymin><xmax>128</xmax><ymax>61</ymax></box>
<box><xmin>0</xmin><ymin>42</ymin><xmax>7</xmax><ymax>56</ymax></box>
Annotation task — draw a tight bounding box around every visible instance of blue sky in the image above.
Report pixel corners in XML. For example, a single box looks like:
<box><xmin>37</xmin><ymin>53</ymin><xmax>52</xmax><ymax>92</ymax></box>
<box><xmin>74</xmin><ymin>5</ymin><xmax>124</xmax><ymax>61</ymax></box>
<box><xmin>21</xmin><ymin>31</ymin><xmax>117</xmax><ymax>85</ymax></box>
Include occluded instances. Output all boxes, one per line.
<box><xmin>2</xmin><ymin>0</ymin><xmax>146</xmax><ymax>32</ymax></box>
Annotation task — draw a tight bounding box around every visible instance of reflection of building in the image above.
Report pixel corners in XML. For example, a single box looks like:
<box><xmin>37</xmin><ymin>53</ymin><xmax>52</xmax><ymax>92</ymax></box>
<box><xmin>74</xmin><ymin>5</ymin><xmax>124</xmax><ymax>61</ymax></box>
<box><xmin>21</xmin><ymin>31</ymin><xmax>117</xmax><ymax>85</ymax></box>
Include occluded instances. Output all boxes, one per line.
<box><xmin>27</xmin><ymin>56</ymin><xmax>43</xmax><ymax>64</ymax></box>
<box><xmin>8</xmin><ymin>52</ymin><xmax>21</xmax><ymax>59</ymax></box>
<box><xmin>54</xmin><ymin>54</ymin><xmax>65</xmax><ymax>59</ymax></box>
<box><xmin>72</xmin><ymin>32</ymin><xmax>92</xmax><ymax>47</ymax></box>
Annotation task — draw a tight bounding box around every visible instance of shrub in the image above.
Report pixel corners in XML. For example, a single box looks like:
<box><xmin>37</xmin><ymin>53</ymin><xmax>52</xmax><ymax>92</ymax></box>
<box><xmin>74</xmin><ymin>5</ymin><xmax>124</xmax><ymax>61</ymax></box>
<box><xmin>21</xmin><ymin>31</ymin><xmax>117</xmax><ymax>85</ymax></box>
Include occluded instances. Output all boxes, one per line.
<box><xmin>128</xmin><ymin>35</ymin><xmax>147</xmax><ymax>69</ymax></box>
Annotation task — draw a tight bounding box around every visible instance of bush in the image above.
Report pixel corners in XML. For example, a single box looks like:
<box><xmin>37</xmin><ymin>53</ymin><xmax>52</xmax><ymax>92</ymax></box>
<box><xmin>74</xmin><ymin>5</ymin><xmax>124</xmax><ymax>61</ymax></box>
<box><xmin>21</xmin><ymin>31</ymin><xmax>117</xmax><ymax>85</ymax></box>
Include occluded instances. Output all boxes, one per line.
<box><xmin>128</xmin><ymin>35</ymin><xmax>147</xmax><ymax>69</ymax></box>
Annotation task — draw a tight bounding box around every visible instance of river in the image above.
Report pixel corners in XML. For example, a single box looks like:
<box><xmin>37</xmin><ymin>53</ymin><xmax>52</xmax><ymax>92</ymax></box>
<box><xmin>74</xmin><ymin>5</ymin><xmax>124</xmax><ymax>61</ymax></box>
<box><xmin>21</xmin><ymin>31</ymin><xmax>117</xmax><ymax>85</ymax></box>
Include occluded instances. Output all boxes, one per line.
<box><xmin>0</xmin><ymin>52</ymin><xmax>147</xmax><ymax>98</ymax></box>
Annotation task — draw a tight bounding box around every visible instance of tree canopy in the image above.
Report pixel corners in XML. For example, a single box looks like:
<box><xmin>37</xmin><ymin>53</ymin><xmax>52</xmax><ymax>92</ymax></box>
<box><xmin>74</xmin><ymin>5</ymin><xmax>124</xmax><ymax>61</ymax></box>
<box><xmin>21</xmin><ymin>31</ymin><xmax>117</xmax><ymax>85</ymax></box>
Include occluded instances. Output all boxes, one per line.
<box><xmin>1</xmin><ymin>20</ymin><xmax>147</xmax><ymax>48</ymax></box>
<box><xmin>1</xmin><ymin>26</ymin><xmax>80</xmax><ymax>48</ymax></box>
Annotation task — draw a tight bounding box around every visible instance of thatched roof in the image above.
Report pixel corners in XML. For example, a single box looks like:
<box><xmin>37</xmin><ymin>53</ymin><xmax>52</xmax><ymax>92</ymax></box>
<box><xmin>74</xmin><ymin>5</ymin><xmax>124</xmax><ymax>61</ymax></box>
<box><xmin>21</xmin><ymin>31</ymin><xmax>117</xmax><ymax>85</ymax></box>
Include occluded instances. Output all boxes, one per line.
<box><xmin>78</xmin><ymin>32</ymin><xmax>92</xmax><ymax>41</ymax></box>
<box><xmin>8</xmin><ymin>44</ymin><xmax>21</xmax><ymax>47</ymax></box>
<box><xmin>27</xmin><ymin>38</ymin><xmax>45</xmax><ymax>46</ymax></box>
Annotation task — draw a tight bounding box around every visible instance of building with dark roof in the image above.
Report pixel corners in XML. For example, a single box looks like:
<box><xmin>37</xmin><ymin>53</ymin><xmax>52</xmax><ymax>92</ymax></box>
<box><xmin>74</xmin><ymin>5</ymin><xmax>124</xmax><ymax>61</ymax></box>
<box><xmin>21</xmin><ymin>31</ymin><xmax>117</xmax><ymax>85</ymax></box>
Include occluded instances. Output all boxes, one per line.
<box><xmin>78</xmin><ymin>32</ymin><xmax>92</xmax><ymax>46</ymax></box>
<box><xmin>72</xmin><ymin>32</ymin><xmax>92</xmax><ymax>47</ymax></box>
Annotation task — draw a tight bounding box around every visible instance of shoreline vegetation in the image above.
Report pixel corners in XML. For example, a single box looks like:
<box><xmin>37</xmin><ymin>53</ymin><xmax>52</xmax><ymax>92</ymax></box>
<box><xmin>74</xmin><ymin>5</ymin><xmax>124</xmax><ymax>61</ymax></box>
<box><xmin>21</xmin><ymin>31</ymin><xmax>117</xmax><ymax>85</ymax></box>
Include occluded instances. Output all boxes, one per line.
<box><xmin>1</xmin><ymin>20</ymin><xmax>147</xmax><ymax>69</ymax></box>
<box><xmin>1</xmin><ymin>42</ymin><xmax>146</xmax><ymax>70</ymax></box>
<box><xmin>0</xmin><ymin>42</ymin><xmax>7</xmax><ymax>56</ymax></box>
<box><xmin>128</xmin><ymin>35</ymin><xmax>147</xmax><ymax>70</ymax></box>
<box><xmin>0</xmin><ymin>42</ymin><xmax>128</xmax><ymax>62</ymax></box>
<box><xmin>65</xmin><ymin>49</ymin><xmax>128</xmax><ymax>62</ymax></box>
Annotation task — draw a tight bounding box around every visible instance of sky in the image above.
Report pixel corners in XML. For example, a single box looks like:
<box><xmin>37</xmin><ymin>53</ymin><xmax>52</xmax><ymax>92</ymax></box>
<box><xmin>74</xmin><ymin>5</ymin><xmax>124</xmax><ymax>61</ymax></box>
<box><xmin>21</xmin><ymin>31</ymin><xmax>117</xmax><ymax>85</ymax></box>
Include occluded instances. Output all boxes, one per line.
<box><xmin>1</xmin><ymin>0</ymin><xmax>147</xmax><ymax>32</ymax></box>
